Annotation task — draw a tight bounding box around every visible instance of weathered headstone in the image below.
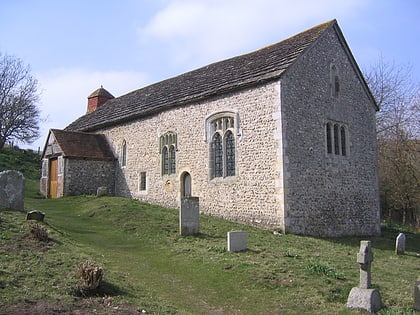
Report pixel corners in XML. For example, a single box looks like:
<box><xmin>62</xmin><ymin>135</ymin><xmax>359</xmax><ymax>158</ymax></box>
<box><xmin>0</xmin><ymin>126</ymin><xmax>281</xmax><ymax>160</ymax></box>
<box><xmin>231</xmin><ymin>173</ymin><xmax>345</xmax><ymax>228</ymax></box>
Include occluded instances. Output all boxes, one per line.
<box><xmin>179</xmin><ymin>197</ymin><xmax>199</xmax><ymax>236</ymax></box>
<box><xmin>0</xmin><ymin>170</ymin><xmax>25</xmax><ymax>211</ymax></box>
<box><xmin>414</xmin><ymin>278</ymin><xmax>420</xmax><ymax>311</ymax></box>
<box><xmin>395</xmin><ymin>233</ymin><xmax>406</xmax><ymax>255</ymax></box>
<box><xmin>227</xmin><ymin>231</ymin><xmax>248</xmax><ymax>252</ymax></box>
<box><xmin>347</xmin><ymin>240</ymin><xmax>382</xmax><ymax>313</ymax></box>
<box><xmin>26</xmin><ymin>210</ymin><xmax>45</xmax><ymax>222</ymax></box>
<box><xmin>96</xmin><ymin>186</ymin><xmax>108</xmax><ymax>197</ymax></box>
<box><xmin>357</xmin><ymin>240</ymin><xmax>374</xmax><ymax>289</ymax></box>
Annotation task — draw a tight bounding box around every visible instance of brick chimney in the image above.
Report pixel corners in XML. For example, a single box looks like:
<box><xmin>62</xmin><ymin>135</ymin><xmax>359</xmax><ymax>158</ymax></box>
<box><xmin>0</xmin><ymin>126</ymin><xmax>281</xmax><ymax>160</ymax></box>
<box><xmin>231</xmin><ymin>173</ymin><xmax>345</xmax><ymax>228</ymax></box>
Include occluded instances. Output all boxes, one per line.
<box><xmin>87</xmin><ymin>86</ymin><xmax>114</xmax><ymax>113</ymax></box>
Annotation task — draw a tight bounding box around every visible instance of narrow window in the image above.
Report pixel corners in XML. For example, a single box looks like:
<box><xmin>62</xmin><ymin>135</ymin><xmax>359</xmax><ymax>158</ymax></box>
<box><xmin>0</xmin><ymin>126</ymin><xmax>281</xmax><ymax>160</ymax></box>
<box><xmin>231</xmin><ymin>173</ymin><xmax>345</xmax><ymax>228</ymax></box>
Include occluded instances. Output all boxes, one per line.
<box><xmin>225</xmin><ymin>131</ymin><xmax>235</xmax><ymax>176</ymax></box>
<box><xmin>140</xmin><ymin>172</ymin><xmax>146</xmax><ymax>191</ymax></box>
<box><xmin>162</xmin><ymin>146</ymin><xmax>169</xmax><ymax>175</ymax></box>
<box><xmin>169</xmin><ymin>145</ymin><xmax>176</xmax><ymax>174</ymax></box>
<box><xmin>340</xmin><ymin>126</ymin><xmax>347</xmax><ymax>156</ymax></box>
<box><xmin>121</xmin><ymin>140</ymin><xmax>127</xmax><ymax>167</ymax></box>
<box><xmin>326</xmin><ymin>123</ymin><xmax>332</xmax><ymax>154</ymax></box>
<box><xmin>213</xmin><ymin>133</ymin><xmax>223</xmax><ymax>178</ymax></box>
<box><xmin>334</xmin><ymin>75</ymin><xmax>340</xmax><ymax>96</ymax></box>
<box><xmin>330</xmin><ymin>65</ymin><xmax>340</xmax><ymax>98</ymax></box>
<box><xmin>333</xmin><ymin>124</ymin><xmax>340</xmax><ymax>155</ymax></box>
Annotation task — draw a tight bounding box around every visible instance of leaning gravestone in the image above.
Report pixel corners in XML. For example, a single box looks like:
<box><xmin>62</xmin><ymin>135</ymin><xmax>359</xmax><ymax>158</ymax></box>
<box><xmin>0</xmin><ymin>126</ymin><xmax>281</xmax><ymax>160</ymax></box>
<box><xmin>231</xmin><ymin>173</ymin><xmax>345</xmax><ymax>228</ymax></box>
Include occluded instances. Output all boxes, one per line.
<box><xmin>347</xmin><ymin>240</ymin><xmax>382</xmax><ymax>313</ymax></box>
<box><xmin>179</xmin><ymin>197</ymin><xmax>199</xmax><ymax>236</ymax></box>
<box><xmin>0</xmin><ymin>170</ymin><xmax>25</xmax><ymax>211</ymax></box>
<box><xmin>395</xmin><ymin>233</ymin><xmax>406</xmax><ymax>255</ymax></box>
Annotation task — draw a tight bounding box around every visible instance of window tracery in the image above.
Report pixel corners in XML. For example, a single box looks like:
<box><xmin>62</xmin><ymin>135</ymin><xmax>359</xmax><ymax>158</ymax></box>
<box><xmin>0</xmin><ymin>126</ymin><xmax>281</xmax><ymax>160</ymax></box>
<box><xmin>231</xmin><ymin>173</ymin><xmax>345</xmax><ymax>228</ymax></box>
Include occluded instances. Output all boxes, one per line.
<box><xmin>160</xmin><ymin>132</ymin><xmax>177</xmax><ymax>175</ymax></box>
<box><xmin>205</xmin><ymin>111</ymin><xmax>239</xmax><ymax>179</ymax></box>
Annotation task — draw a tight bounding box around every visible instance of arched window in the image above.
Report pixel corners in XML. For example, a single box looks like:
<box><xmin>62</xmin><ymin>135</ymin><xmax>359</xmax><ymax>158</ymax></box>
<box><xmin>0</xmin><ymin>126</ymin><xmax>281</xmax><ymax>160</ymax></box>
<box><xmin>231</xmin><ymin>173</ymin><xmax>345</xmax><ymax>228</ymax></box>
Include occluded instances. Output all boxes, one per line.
<box><xmin>169</xmin><ymin>145</ymin><xmax>176</xmax><ymax>174</ymax></box>
<box><xmin>330</xmin><ymin>64</ymin><xmax>340</xmax><ymax>98</ymax></box>
<box><xmin>212</xmin><ymin>133</ymin><xmax>223</xmax><ymax>178</ymax></box>
<box><xmin>205</xmin><ymin>111</ymin><xmax>239</xmax><ymax>179</ymax></box>
<box><xmin>333</xmin><ymin>124</ymin><xmax>340</xmax><ymax>155</ymax></box>
<box><xmin>160</xmin><ymin>132</ymin><xmax>177</xmax><ymax>175</ymax></box>
<box><xmin>225</xmin><ymin>131</ymin><xmax>235</xmax><ymax>177</ymax></box>
<box><xmin>326</xmin><ymin>123</ymin><xmax>332</xmax><ymax>154</ymax></box>
<box><xmin>181</xmin><ymin>172</ymin><xmax>192</xmax><ymax>198</ymax></box>
<box><xmin>121</xmin><ymin>140</ymin><xmax>127</xmax><ymax>167</ymax></box>
<box><xmin>162</xmin><ymin>146</ymin><xmax>169</xmax><ymax>175</ymax></box>
<box><xmin>325</xmin><ymin>121</ymin><xmax>349</xmax><ymax>157</ymax></box>
<box><xmin>340</xmin><ymin>126</ymin><xmax>347</xmax><ymax>156</ymax></box>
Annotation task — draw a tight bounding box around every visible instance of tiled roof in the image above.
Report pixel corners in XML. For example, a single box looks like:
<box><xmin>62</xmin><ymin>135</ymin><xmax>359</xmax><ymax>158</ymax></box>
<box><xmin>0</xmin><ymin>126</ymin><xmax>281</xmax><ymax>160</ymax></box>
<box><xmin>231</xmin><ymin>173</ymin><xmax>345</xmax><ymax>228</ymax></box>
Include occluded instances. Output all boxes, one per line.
<box><xmin>66</xmin><ymin>20</ymin><xmax>335</xmax><ymax>132</ymax></box>
<box><xmin>50</xmin><ymin>129</ymin><xmax>115</xmax><ymax>160</ymax></box>
<box><xmin>88</xmin><ymin>86</ymin><xmax>114</xmax><ymax>99</ymax></box>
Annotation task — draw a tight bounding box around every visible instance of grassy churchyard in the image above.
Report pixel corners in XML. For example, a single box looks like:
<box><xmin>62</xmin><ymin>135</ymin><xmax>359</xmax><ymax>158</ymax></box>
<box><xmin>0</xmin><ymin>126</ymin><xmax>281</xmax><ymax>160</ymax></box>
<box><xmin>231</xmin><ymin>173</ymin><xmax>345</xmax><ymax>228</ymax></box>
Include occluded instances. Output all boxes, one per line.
<box><xmin>0</xmin><ymin>179</ymin><xmax>419</xmax><ymax>314</ymax></box>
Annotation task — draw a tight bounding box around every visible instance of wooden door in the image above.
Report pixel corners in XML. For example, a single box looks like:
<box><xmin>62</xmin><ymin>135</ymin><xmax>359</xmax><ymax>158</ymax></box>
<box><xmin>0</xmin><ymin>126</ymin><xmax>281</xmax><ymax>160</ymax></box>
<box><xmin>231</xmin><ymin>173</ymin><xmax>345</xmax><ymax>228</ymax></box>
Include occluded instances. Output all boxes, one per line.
<box><xmin>48</xmin><ymin>158</ymin><xmax>58</xmax><ymax>198</ymax></box>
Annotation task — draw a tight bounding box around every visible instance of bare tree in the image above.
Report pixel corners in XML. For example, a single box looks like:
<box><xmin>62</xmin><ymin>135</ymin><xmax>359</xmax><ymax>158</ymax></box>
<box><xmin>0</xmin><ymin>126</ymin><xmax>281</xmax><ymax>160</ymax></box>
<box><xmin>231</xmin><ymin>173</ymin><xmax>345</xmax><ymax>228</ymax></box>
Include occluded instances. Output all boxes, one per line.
<box><xmin>0</xmin><ymin>52</ymin><xmax>41</xmax><ymax>150</ymax></box>
<box><xmin>365</xmin><ymin>57</ymin><xmax>420</xmax><ymax>228</ymax></box>
<box><xmin>365</xmin><ymin>56</ymin><xmax>420</xmax><ymax>139</ymax></box>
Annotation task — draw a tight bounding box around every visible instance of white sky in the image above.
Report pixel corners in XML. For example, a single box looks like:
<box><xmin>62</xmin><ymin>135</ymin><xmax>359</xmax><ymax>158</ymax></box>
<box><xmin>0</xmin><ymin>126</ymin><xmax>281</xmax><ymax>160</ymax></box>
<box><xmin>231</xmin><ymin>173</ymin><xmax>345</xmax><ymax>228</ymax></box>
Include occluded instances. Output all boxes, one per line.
<box><xmin>1</xmin><ymin>0</ymin><xmax>419</xmax><ymax>151</ymax></box>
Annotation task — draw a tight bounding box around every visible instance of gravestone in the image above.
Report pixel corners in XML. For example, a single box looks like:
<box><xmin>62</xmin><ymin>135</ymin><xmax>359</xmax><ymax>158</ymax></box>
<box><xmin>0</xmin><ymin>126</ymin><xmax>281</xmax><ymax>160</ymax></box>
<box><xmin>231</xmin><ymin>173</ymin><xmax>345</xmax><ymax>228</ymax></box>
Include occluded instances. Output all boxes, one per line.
<box><xmin>0</xmin><ymin>170</ymin><xmax>25</xmax><ymax>211</ymax></box>
<box><xmin>96</xmin><ymin>186</ymin><xmax>108</xmax><ymax>197</ymax></box>
<box><xmin>26</xmin><ymin>210</ymin><xmax>45</xmax><ymax>222</ymax></box>
<box><xmin>347</xmin><ymin>240</ymin><xmax>382</xmax><ymax>313</ymax></box>
<box><xmin>179</xmin><ymin>197</ymin><xmax>199</xmax><ymax>236</ymax></box>
<box><xmin>395</xmin><ymin>233</ymin><xmax>406</xmax><ymax>255</ymax></box>
<box><xmin>414</xmin><ymin>278</ymin><xmax>420</xmax><ymax>311</ymax></box>
<box><xmin>227</xmin><ymin>231</ymin><xmax>248</xmax><ymax>252</ymax></box>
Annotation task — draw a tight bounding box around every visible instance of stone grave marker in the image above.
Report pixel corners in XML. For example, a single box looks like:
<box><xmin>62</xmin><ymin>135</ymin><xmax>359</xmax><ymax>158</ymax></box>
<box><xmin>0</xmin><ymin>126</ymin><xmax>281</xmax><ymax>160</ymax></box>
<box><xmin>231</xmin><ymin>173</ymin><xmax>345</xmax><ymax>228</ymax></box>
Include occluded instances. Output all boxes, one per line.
<box><xmin>96</xmin><ymin>186</ymin><xmax>108</xmax><ymax>197</ymax></box>
<box><xmin>26</xmin><ymin>210</ymin><xmax>45</xmax><ymax>222</ymax></box>
<box><xmin>179</xmin><ymin>197</ymin><xmax>199</xmax><ymax>236</ymax></box>
<box><xmin>0</xmin><ymin>170</ymin><xmax>25</xmax><ymax>211</ymax></box>
<box><xmin>395</xmin><ymin>233</ymin><xmax>406</xmax><ymax>255</ymax></box>
<box><xmin>347</xmin><ymin>240</ymin><xmax>382</xmax><ymax>313</ymax></box>
<box><xmin>414</xmin><ymin>278</ymin><xmax>420</xmax><ymax>311</ymax></box>
<box><xmin>227</xmin><ymin>231</ymin><xmax>248</xmax><ymax>252</ymax></box>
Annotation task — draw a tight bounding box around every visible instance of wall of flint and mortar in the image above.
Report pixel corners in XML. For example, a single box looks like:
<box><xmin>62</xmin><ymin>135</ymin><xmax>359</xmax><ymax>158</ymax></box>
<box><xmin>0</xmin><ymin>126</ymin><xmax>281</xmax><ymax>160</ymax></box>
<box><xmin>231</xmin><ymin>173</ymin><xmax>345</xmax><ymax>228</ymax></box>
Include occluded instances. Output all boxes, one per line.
<box><xmin>92</xmin><ymin>27</ymin><xmax>380</xmax><ymax>236</ymax></box>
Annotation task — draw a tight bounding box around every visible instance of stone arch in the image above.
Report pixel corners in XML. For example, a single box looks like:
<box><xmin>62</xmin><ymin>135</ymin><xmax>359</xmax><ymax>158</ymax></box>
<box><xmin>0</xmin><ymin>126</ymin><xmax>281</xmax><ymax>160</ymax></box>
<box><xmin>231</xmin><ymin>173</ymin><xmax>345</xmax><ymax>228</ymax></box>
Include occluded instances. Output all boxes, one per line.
<box><xmin>180</xmin><ymin>171</ymin><xmax>192</xmax><ymax>198</ymax></box>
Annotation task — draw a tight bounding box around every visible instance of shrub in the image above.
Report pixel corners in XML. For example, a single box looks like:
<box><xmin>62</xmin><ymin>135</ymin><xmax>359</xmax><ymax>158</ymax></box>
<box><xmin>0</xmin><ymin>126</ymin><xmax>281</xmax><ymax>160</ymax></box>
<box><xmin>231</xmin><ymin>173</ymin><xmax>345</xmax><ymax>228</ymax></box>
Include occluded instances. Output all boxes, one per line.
<box><xmin>76</xmin><ymin>260</ymin><xmax>104</xmax><ymax>296</ymax></box>
<box><xmin>28</xmin><ymin>223</ymin><xmax>49</xmax><ymax>242</ymax></box>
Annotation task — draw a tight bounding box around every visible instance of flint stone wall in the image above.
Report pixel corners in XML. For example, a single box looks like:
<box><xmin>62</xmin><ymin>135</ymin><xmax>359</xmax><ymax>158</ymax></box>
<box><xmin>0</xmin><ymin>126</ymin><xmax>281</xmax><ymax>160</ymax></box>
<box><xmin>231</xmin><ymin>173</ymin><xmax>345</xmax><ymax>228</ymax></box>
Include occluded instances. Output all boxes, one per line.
<box><xmin>89</xmin><ymin>26</ymin><xmax>380</xmax><ymax>237</ymax></box>
<box><xmin>64</xmin><ymin>159</ymin><xmax>115</xmax><ymax>196</ymax></box>
<box><xmin>0</xmin><ymin>170</ymin><xmax>25</xmax><ymax>210</ymax></box>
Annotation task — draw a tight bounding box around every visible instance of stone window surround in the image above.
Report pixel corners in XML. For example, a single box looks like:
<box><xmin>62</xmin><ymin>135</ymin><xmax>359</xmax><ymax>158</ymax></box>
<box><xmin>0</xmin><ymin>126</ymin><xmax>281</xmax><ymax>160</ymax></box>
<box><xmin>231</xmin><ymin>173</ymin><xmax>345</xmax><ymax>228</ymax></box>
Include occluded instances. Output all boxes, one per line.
<box><xmin>205</xmin><ymin>110</ymin><xmax>241</xmax><ymax>181</ymax></box>
<box><xmin>160</xmin><ymin>131</ymin><xmax>177</xmax><ymax>176</ymax></box>
<box><xmin>325</xmin><ymin>120</ymin><xmax>349</xmax><ymax>157</ymax></box>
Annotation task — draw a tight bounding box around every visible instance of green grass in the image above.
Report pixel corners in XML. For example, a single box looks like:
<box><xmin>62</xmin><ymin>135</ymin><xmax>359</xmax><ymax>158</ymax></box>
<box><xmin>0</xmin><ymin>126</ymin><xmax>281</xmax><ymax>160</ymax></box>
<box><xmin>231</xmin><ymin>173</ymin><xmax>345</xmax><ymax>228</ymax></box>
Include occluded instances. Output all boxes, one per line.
<box><xmin>0</xmin><ymin>146</ymin><xmax>41</xmax><ymax>180</ymax></box>
<box><xmin>1</xmin><ymin>180</ymin><xmax>420</xmax><ymax>314</ymax></box>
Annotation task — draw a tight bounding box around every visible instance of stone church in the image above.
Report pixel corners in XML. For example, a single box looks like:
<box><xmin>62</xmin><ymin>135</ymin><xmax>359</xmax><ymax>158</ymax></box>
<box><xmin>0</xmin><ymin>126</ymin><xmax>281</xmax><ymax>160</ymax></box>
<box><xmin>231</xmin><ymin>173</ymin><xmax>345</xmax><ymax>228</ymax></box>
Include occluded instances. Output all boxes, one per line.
<box><xmin>40</xmin><ymin>20</ymin><xmax>381</xmax><ymax>237</ymax></box>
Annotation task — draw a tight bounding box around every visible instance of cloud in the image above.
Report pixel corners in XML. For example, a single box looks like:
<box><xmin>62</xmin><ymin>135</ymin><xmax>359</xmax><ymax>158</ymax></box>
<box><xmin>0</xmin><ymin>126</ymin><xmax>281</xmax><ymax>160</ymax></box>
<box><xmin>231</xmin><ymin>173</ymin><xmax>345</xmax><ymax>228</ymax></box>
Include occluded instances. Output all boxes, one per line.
<box><xmin>138</xmin><ymin>0</ymin><xmax>368</xmax><ymax>69</ymax></box>
<box><xmin>27</xmin><ymin>68</ymin><xmax>149</xmax><ymax>151</ymax></box>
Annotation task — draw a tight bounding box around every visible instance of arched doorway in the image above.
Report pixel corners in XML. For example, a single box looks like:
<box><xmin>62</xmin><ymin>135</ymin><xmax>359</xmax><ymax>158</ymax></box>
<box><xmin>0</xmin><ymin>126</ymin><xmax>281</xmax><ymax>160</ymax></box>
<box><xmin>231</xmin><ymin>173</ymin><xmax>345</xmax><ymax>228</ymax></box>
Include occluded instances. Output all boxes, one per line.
<box><xmin>181</xmin><ymin>171</ymin><xmax>191</xmax><ymax>198</ymax></box>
